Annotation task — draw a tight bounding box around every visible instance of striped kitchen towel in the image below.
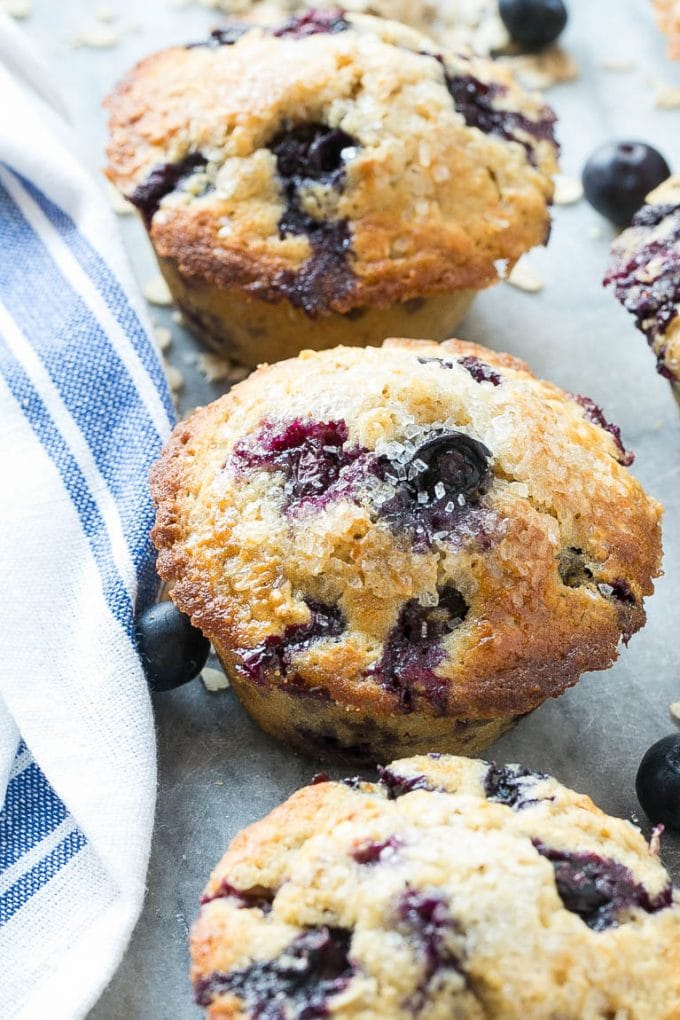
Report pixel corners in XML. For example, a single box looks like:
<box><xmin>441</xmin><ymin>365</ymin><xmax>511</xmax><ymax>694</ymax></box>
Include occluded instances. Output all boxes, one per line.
<box><xmin>0</xmin><ymin>13</ymin><xmax>174</xmax><ymax>1019</ymax></box>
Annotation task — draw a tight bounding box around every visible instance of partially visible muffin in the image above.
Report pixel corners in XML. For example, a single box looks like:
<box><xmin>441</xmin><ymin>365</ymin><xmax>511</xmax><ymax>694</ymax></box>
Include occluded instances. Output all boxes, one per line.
<box><xmin>215</xmin><ymin>0</ymin><xmax>511</xmax><ymax>58</ymax></box>
<box><xmin>106</xmin><ymin>11</ymin><xmax>557</xmax><ymax>366</ymax></box>
<box><xmin>151</xmin><ymin>338</ymin><xmax>662</xmax><ymax>763</ymax></box>
<box><xmin>605</xmin><ymin>175</ymin><xmax>680</xmax><ymax>396</ymax></box>
<box><xmin>205</xmin><ymin>0</ymin><xmax>579</xmax><ymax>87</ymax></box>
<box><xmin>191</xmin><ymin>753</ymin><xmax>680</xmax><ymax>1019</ymax></box>
<box><xmin>653</xmin><ymin>0</ymin><xmax>680</xmax><ymax>58</ymax></box>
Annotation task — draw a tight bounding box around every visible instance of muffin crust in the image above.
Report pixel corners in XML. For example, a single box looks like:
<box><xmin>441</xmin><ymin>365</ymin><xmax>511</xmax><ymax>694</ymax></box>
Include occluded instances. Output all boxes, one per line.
<box><xmin>191</xmin><ymin>754</ymin><xmax>680</xmax><ymax>1019</ymax></box>
<box><xmin>151</xmin><ymin>339</ymin><xmax>661</xmax><ymax>761</ymax></box>
<box><xmin>106</xmin><ymin>12</ymin><xmax>557</xmax><ymax>319</ymax></box>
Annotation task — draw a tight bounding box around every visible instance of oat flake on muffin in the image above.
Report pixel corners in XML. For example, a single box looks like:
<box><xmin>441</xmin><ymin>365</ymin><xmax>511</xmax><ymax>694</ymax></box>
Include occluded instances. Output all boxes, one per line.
<box><xmin>105</xmin><ymin>10</ymin><xmax>557</xmax><ymax>365</ymax></box>
<box><xmin>150</xmin><ymin>338</ymin><xmax>662</xmax><ymax>763</ymax></box>
<box><xmin>191</xmin><ymin>753</ymin><xmax>680</xmax><ymax>1018</ymax></box>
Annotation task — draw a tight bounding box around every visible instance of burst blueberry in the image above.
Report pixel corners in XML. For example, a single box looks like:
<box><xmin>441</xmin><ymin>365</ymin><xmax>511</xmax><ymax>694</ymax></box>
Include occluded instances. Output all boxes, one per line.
<box><xmin>128</xmin><ymin>153</ymin><xmax>208</xmax><ymax>226</ymax></box>
<box><xmin>445</xmin><ymin>71</ymin><xmax>557</xmax><ymax>161</ymax></box>
<box><xmin>398</xmin><ymin>890</ymin><xmax>465</xmax><ymax>1009</ymax></box>
<box><xmin>237</xmin><ymin>601</ymin><xmax>345</xmax><ymax>685</ymax></box>
<box><xmin>484</xmin><ymin>763</ymin><xmax>548</xmax><ymax>809</ymax></box>
<box><xmin>268</xmin><ymin>123</ymin><xmax>359</xmax><ymax>314</ymax></box>
<box><xmin>194</xmin><ymin>926</ymin><xmax>353</xmax><ymax>1012</ymax></box>
<box><xmin>273</xmin><ymin>8</ymin><xmax>350</xmax><ymax>39</ymax></box>
<box><xmin>370</xmin><ymin>588</ymin><xmax>468</xmax><ymax>713</ymax></box>
<box><xmin>232</xmin><ymin>418</ymin><xmax>365</xmax><ymax>512</ymax></box>
<box><xmin>533</xmin><ymin>840</ymin><xmax>672</xmax><ymax>930</ymax></box>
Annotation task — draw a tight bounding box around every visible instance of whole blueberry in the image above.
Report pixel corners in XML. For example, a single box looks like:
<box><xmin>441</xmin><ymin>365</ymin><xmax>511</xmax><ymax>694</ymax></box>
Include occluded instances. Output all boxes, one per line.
<box><xmin>499</xmin><ymin>0</ymin><xmax>568</xmax><ymax>50</ymax></box>
<box><xmin>636</xmin><ymin>734</ymin><xmax>680</xmax><ymax>831</ymax></box>
<box><xmin>135</xmin><ymin>601</ymin><xmax>210</xmax><ymax>692</ymax></box>
<box><xmin>582</xmin><ymin>142</ymin><xmax>670</xmax><ymax>226</ymax></box>
<box><xmin>413</xmin><ymin>432</ymin><xmax>491</xmax><ymax>502</ymax></box>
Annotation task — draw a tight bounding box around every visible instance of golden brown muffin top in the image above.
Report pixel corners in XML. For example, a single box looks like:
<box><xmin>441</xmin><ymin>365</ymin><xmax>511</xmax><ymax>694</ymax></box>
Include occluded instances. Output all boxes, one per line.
<box><xmin>191</xmin><ymin>753</ymin><xmax>680</xmax><ymax>1019</ymax></box>
<box><xmin>151</xmin><ymin>338</ymin><xmax>662</xmax><ymax>723</ymax></box>
<box><xmin>105</xmin><ymin>11</ymin><xmax>557</xmax><ymax>316</ymax></box>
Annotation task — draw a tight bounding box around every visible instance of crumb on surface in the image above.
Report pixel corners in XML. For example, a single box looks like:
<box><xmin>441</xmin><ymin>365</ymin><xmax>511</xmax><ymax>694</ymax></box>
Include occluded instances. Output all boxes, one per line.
<box><xmin>164</xmin><ymin>361</ymin><xmax>184</xmax><ymax>393</ymax></box>
<box><xmin>72</xmin><ymin>23</ymin><xmax>121</xmax><ymax>48</ymax></box>
<box><xmin>506</xmin><ymin>258</ymin><xmax>544</xmax><ymax>293</ymax></box>
<box><xmin>198</xmin><ymin>352</ymin><xmax>251</xmax><ymax>384</ymax></box>
<box><xmin>600</xmin><ymin>56</ymin><xmax>636</xmax><ymax>71</ymax></box>
<box><xmin>202</xmin><ymin>666</ymin><xmax>231</xmax><ymax>691</ymax></box>
<box><xmin>155</xmin><ymin>326</ymin><xmax>172</xmax><ymax>351</ymax></box>
<box><xmin>502</xmin><ymin>46</ymin><xmax>579</xmax><ymax>90</ymax></box>
<box><xmin>1</xmin><ymin>0</ymin><xmax>32</xmax><ymax>18</ymax></box>
<box><xmin>553</xmin><ymin>176</ymin><xmax>584</xmax><ymax>206</ymax></box>
<box><xmin>104</xmin><ymin>179</ymin><xmax>133</xmax><ymax>216</ymax></box>
<box><xmin>143</xmin><ymin>274</ymin><xmax>174</xmax><ymax>306</ymax></box>
<box><xmin>652</xmin><ymin>79</ymin><xmax>680</xmax><ymax>108</ymax></box>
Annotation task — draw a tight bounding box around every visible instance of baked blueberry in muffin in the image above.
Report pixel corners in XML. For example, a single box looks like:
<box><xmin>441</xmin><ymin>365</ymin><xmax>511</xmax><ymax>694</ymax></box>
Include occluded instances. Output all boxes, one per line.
<box><xmin>191</xmin><ymin>754</ymin><xmax>680</xmax><ymax>1018</ymax></box>
<box><xmin>150</xmin><ymin>338</ymin><xmax>661</xmax><ymax>762</ymax></box>
<box><xmin>105</xmin><ymin>11</ymin><xmax>557</xmax><ymax>365</ymax></box>
<box><xmin>605</xmin><ymin>176</ymin><xmax>680</xmax><ymax>399</ymax></box>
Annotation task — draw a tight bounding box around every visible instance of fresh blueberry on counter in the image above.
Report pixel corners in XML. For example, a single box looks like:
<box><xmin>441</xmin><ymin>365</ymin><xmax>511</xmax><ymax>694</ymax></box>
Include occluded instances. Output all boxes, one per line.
<box><xmin>135</xmin><ymin>601</ymin><xmax>210</xmax><ymax>692</ymax></box>
<box><xmin>636</xmin><ymin>735</ymin><xmax>680</xmax><ymax>831</ymax></box>
<box><xmin>499</xmin><ymin>0</ymin><xmax>568</xmax><ymax>50</ymax></box>
<box><xmin>582</xmin><ymin>142</ymin><xmax>671</xmax><ymax>226</ymax></box>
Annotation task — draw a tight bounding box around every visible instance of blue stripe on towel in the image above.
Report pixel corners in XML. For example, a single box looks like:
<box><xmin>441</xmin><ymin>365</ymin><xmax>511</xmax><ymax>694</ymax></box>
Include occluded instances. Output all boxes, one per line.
<box><xmin>0</xmin><ymin>178</ymin><xmax>166</xmax><ymax>603</ymax></box>
<box><xmin>13</xmin><ymin>169</ymin><xmax>175</xmax><ymax>425</ymax></box>
<box><xmin>0</xmin><ymin>332</ymin><xmax>135</xmax><ymax>634</ymax></box>
<box><xmin>0</xmin><ymin>764</ymin><xmax>69</xmax><ymax>871</ymax></box>
<box><xmin>0</xmin><ymin>828</ymin><xmax>87</xmax><ymax>926</ymax></box>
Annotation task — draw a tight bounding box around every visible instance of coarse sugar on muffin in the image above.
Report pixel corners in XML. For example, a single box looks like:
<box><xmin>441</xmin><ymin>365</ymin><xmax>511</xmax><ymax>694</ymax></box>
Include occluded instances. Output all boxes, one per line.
<box><xmin>653</xmin><ymin>0</ymin><xmax>680</xmax><ymax>58</ymax></box>
<box><xmin>190</xmin><ymin>753</ymin><xmax>680</xmax><ymax>1019</ymax></box>
<box><xmin>605</xmin><ymin>175</ymin><xmax>680</xmax><ymax>400</ymax></box>
<box><xmin>105</xmin><ymin>11</ymin><xmax>558</xmax><ymax>366</ymax></box>
<box><xmin>150</xmin><ymin>338</ymin><xmax>662</xmax><ymax>763</ymax></box>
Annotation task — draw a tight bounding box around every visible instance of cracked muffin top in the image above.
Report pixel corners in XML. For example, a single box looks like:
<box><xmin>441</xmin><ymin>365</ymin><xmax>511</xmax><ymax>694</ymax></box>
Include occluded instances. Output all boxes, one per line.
<box><xmin>191</xmin><ymin>753</ymin><xmax>680</xmax><ymax>1019</ymax></box>
<box><xmin>605</xmin><ymin>176</ymin><xmax>680</xmax><ymax>383</ymax></box>
<box><xmin>105</xmin><ymin>10</ymin><xmax>558</xmax><ymax>316</ymax></box>
<box><xmin>150</xmin><ymin>338</ymin><xmax>661</xmax><ymax>722</ymax></box>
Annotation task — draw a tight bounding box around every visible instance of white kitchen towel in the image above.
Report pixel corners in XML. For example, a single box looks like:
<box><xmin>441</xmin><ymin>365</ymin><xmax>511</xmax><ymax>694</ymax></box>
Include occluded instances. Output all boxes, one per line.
<box><xmin>0</xmin><ymin>12</ymin><xmax>174</xmax><ymax>1019</ymax></box>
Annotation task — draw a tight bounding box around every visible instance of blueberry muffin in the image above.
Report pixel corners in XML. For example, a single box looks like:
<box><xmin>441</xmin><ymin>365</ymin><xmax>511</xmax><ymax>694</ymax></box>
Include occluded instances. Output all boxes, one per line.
<box><xmin>105</xmin><ymin>11</ymin><xmax>558</xmax><ymax>366</ymax></box>
<box><xmin>218</xmin><ymin>0</ymin><xmax>510</xmax><ymax>59</ymax></box>
<box><xmin>150</xmin><ymin>338</ymin><xmax>662</xmax><ymax>762</ymax></box>
<box><xmin>653</xmin><ymin>0</ymin><xmax>680</xmax><ymax>57</ymax></box>
<box><xmin>190</xmin><ymin>753</ymin><xmax>680</xmax><ymax>1018</ymax></box>
<box><xmin>605</xmin><ymin>176</ymin><xmax>680</xmax><ymax>401</ymax></box>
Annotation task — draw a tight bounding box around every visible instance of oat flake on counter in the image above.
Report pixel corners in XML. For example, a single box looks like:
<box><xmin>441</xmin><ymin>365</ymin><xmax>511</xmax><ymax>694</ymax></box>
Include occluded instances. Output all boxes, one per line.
<box><xmin>507</xmin><ymin>258</ymin><xmax>544</xmax><ymax>293</ymax></box>
<box><xmin>143</xmin><ymin>274</ymin><xmax>174</xmax><ymax>306</ymax></box>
